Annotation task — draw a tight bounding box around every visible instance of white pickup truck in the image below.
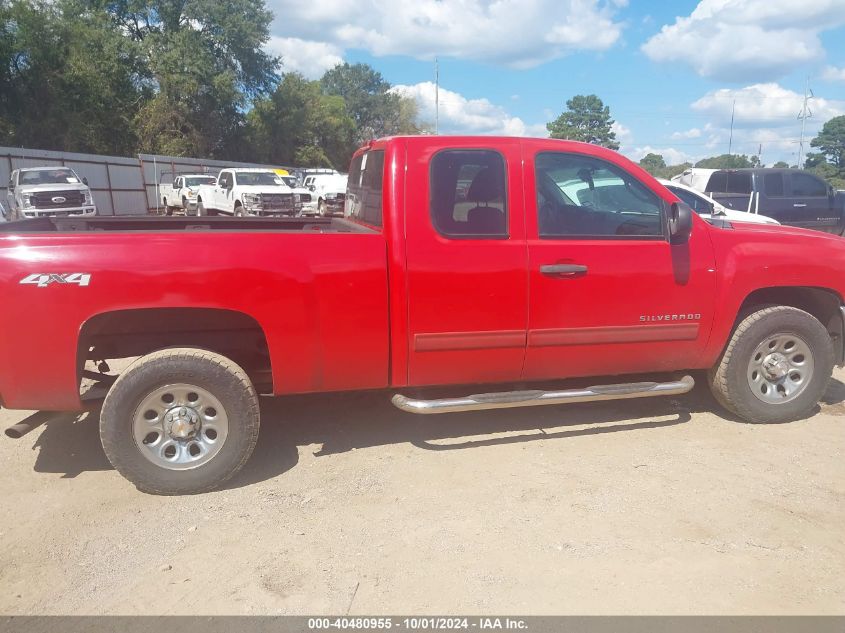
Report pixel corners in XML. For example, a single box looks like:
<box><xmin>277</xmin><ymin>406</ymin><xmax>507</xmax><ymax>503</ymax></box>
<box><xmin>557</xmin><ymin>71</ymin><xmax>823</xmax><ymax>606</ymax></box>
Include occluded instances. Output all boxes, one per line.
<box><xmin>304</xmin><ymin>173</ymin><xmax>348</xmax><ymax>216</ymax></box>
<box><xmin>196</xmin><ymin>168</ymin><xmax>302</xmax><ymax>217</ymax></box>
<box><xmin>6</xmin><ymin>166</ymin><xmax>96</xmax><ymax>220</ymax></box>
<box><xmin>158</xmin><ymin>173</ymin><xmax>217</xmax><ymax>215</ymax></box>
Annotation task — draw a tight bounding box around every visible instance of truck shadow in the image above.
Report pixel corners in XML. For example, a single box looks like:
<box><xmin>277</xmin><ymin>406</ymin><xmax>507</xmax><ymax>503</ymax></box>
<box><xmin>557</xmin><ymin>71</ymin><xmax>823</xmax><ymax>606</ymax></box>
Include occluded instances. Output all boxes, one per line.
<box><xmin>25</xmin><ymin>376</ymin><xmax>845</xmax><ymax>491</ymax></box>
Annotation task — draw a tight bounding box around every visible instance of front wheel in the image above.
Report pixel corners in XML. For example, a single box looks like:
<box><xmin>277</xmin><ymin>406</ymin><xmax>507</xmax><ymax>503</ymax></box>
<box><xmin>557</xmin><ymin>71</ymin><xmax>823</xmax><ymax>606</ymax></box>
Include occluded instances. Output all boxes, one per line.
<box><xmin>99</xmin><ymin>348</ymin><xmax>260</xmax><ymax>495</ymax></box>
<box><xmin>318</xmin><ymin>199</ymin><xmax>327</xmax><ymax>216</ymax></box>
<box><xmin>197</xmin><ymin>199</ymin><xmax>212</xmax><ymax>217</ymax></box>
<box><xmin>708</xmin><ymin>306</ymin><xmax>834</xmax><ymax>423</ymax></box>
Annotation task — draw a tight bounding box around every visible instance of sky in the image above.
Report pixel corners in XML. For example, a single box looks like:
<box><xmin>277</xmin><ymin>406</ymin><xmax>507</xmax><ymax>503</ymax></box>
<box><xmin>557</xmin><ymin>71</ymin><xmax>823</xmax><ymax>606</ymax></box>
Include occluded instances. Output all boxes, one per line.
<box><xmin>264</xmin><ymin>0</ymin><xmax>845</xmax><ymax>166</ymax></box>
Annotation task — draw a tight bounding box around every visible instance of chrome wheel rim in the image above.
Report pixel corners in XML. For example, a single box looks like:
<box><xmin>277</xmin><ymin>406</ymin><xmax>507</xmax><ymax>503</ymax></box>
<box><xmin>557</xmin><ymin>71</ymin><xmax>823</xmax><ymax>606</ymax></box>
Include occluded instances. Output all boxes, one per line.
<box><xmin>132</xmin><ymin>384</ymin><xmax>228</xmax><ymax>470</ymax></box>
<box><xmin>747</xmin><ymin>333</ymin><xmax>814</xmax><ymax>404</ymax></box>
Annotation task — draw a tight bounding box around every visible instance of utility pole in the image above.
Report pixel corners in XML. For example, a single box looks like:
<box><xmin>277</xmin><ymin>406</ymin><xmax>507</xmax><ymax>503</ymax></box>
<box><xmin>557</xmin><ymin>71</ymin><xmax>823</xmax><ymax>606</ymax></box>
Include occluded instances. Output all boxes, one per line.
<box><xmin>728</xmin><ymin>98</ymin><xmax>735</xmax><ymax>155</ymax></box>
<box><xmin>797</xmin><ymin>76</ymin><xmax>814</xmax><ymax>169</ymax></box>
<box><xmin>434</xmin><ymin>57</ymin><xmax>439</xmax><ymax>135</ymax></box>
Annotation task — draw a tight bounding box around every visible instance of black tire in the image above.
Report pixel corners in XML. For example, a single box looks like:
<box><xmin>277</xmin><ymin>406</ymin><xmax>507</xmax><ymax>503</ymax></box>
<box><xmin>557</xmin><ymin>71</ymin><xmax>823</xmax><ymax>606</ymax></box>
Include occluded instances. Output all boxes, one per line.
<box><xmin>708</xmin><ymin>306</ymin><xmax>834</xmax><ymax>423</ymax></box>
<box><xmin>234</xmin><ymin>204</ymin><xmax>245</xmax><ymax>217</ymax></box>
<box><xmin>100</xmin><ymin>348</ymin><xmax>260</xmax><ymax>495</ymax></box>
<box><xmin>318</xmin><ymin>199</ymin><xmax>327</xmax><ymax>216</ymax></box>
<box><xmin>182</xmin><ymin>196</ymin><xmax>190</xmax><ymax>216</ymax></box>
<box><xmin>197</xmin><ymin>198</ymin><xmax>213</xmax><ymax>217</ymax></box>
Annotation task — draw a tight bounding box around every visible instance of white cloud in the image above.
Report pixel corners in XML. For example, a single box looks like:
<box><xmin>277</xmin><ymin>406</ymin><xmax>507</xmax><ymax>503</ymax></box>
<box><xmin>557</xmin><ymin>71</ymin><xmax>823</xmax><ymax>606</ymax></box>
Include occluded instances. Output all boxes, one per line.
<box><xmin>642</xmin><ymin>0</ymin><xmax>845</xmax><ymax>81</ymax></box>
<box><xmin>671</xmin><ymin>128</ymin><xmax>702</xmax><ymax>139</ymax></box>
<box><xmin>628</xmin><ymin>146</ymin><xmax>693</xmax><ymax>166</ymax></box>
<box><xmin>822</xmin><ymin>65</ymin><xmax>845</xmax><ymax>82</ymax></box>
<box><xmin>266</xmin><ymin>37</ymin><xmax>343</xmax><ymax>79</ymax></box>
<box><xmin>266</xmin><ymin>0</ymin><xmax>624</xmax><ymax>69</ymax></box>
<box><xmin>611</xmin><ymin>121</ymin><xmax>633</xmax><ymax>146</ymax></box>
<box><xmin>391</xmin><ymin>82</ymin><xmax>547</xmax><ymax>137</ymax></box>
<box><xmin>691</xmin><ymin>83</ymin><xmax>845</xmax><ymax>127</ymax></box>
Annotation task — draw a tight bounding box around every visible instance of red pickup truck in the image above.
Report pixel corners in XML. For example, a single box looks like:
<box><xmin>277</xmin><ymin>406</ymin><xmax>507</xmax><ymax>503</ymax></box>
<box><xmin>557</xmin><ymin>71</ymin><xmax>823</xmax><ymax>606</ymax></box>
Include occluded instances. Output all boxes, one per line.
<box><xmin>2</xmin><ymin>136</ymin><xmax>844</xmax><ymax>494</ymax></box>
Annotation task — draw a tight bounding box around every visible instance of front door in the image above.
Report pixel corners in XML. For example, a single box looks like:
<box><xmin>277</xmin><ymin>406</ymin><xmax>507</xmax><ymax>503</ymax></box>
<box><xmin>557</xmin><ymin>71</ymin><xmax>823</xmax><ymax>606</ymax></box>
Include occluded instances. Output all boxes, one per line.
<box><xmin>786</xmin><ymin>171</ymin><xmax>838</xmax><ymax>233</ymax></box>
<box><xmin>404</xmin><ymin>138</ymin><xmax>528</xmax><ymax>387</ymax></box>
<box><xmin>523</xmin><ymin>147</ymin><xmax>716</xmax><ymax>381</ymax></box>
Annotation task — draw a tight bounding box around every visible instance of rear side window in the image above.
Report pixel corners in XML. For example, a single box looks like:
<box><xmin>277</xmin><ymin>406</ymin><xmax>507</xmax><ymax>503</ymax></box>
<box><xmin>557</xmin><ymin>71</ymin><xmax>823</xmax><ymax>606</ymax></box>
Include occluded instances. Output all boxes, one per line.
<box><xmin>764</xmin><ymin>173</ymin><xmax>784</xmax><ymax>197</ymax></box>
<box><xmin>430</xmin><ymin>149</ymin><xmax>508</xmax><ymax>238</ymax></box>
<box><xmin>790</xmin><ymin>172</ymin><xmax>827</xmax><ymax>197</ymax></box>
<box><xmin>706</xmin><ymin>171</ymin><xmax>752</xmax><ymax>194</ymax></box>
<box><xmin>347</xmin><ymin>150</ymin><xmax>384</xmax><ymax>228</ymax></box>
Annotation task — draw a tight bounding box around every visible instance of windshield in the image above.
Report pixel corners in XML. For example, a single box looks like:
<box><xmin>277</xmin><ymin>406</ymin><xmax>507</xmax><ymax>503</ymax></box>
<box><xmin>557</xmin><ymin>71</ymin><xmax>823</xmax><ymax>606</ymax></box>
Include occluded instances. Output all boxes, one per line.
<box><xmin>236</xmin><ymin>171</ymin><xmax>283</xmax><ymax>186</ymax></box>
<box><xmin>20</xmin><ymin>168</ymin><xmax>79</xmax><ymax>185</ymax></box>
<box><xmin>185</xmin><ymin>176</ymin><xmax>216</xmax><ymax>187</ymax></box>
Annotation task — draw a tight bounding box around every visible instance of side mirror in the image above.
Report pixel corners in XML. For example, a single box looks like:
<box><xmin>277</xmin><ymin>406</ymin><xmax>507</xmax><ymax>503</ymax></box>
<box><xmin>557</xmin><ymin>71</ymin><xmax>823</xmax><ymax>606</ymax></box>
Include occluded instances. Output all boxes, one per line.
<box><xmin>82</xmin><ymin>176</ymin><xmax>89</xmax><ymax>186</ymax></box>
<box><xmin>309</xmin><ymin>184</ymin><xmax>316</xmax><ymax>191</ymax></box>
<box><xmin>669</xmin><ymin>202</ymin><xmax>693</xmax><ymax>244</ymax></box>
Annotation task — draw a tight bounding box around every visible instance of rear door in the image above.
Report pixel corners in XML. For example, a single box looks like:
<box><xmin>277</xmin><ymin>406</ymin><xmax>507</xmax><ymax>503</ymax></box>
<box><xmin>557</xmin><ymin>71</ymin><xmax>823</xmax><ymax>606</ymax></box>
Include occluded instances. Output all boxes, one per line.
<box><xmin>403</xmin><ymin>138</ymin><xmax>528</xmax><ymax>387</ymax></box>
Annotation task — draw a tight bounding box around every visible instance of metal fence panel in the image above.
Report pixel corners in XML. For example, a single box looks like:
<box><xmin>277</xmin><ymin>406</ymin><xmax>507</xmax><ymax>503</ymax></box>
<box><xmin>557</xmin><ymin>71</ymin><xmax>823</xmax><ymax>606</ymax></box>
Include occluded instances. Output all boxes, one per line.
<box><xmin>0</xmin><ymin>146</ymin><xmax>296</xmax><ymax>216</ymax></box>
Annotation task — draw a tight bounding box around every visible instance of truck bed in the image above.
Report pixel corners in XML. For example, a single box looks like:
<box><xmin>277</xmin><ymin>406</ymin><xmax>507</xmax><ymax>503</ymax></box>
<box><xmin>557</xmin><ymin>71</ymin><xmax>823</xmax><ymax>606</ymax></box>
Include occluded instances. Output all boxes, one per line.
<box><xmin>0</xmin><ymin>215</ymin><xmax>376</xmax><ymax>234</ymax></box>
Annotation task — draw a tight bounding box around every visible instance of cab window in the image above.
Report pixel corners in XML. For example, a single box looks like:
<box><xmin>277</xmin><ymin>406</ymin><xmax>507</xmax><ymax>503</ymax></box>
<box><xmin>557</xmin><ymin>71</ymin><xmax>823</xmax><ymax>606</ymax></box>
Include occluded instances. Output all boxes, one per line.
<box><xmin>535</xmin><ymin>152</ymin><xmax>663</xmax><ymax>238</ymax></box>
<box><xmin>347</xmin><ymin>150</ymin><xmax>384</xmax><ymax>228</ymax></box>
<box><xmin>430</xmin><ymin>149</ymin><xmax>508</xmax><ymax>238</ymax></box>
<box><xmin>790</xmin><ymin>172</ymin><xmax>827</xmax><ymax>197</ymax></box>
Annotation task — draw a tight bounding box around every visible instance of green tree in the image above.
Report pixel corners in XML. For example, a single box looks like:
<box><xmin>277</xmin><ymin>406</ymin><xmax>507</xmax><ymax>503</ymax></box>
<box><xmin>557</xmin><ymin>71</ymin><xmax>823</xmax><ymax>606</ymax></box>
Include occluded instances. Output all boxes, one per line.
<box><xmin>546</xmin><ymin>94</ymin><xmax>619</xmax><ymax>150</ymax></box>
<box><xmin>810</xmin><ymin>115</ymin><xmax>845</xmax><ymax>168</ymax></box>
<box><xmin>84</xmin><ymin>0</ymin><xmax>279</xmax><ymax>158</ymax></box>
<box><xmin>320</xmin><ymin>63</ymin><xmax>426</xmax><ymax>143</ymax></box>
<box><xmin>638</xmin><ymin>153</ymin><xmax>666</xmax><ymax>175</ymax></box>
<box><xmin>246</xmin><ymin>73</ymin><xmax>356</xmax><ymax>169</ymax></box>
<box><xmin>772</xmin><ymin>161</ymin><xmax>789</xmax><ymax>168</ymax></box>
<box><xmin>0</xmin><ymin>0</ymin><xmax>146</xmax><ymax>154</ymax></box>
<box><xmin>694</xmin><ymin>154</ymin><xmax>754</xmax><ymax>169</ymax></box>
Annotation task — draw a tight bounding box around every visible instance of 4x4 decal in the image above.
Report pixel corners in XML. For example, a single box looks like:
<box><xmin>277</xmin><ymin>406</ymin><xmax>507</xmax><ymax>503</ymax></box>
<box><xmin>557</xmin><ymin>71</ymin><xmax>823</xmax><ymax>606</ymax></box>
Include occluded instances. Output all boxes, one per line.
<box><xmin>20</xmin><ymin>273</ymin><xmax>91</xmax><ymax>288</ymax></box>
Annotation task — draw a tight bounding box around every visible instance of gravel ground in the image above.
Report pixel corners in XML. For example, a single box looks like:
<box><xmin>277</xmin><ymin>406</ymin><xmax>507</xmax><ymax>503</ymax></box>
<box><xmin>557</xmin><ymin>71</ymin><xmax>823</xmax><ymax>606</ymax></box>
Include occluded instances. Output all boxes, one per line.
<box><xmin>0</xmin><ymin>370</ymin><xmax>843</xmax><ymax>615</ymax></box>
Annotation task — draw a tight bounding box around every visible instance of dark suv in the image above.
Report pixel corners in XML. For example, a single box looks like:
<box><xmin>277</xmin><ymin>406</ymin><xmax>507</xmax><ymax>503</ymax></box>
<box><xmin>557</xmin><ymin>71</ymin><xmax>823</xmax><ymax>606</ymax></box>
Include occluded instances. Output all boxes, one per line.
<box><xmin>696</xmin><ymin>168</ymin><xmax>845</xmax><ymax>234</ymax></box>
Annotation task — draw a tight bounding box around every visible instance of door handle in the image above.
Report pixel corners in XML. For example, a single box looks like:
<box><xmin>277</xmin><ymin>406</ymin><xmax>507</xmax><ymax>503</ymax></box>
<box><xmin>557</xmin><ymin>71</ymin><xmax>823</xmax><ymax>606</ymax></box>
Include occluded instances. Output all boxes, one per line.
<box><xmin>793</xmin><ymin>203</ymin><xmax>807</xmax><ymax>208</ymax></box>
<box><xmin>540</xmin><ymin>264</ymin><xmax>588</xmax><ymax>277</ymax></box>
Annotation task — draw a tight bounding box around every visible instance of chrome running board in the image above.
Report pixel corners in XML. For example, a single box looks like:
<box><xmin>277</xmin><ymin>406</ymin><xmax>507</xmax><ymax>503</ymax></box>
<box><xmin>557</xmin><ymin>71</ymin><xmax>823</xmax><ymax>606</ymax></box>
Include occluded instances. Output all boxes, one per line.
<box><xmin>391</xmin><ymin>375</ymin><xmax>694</xmax><ymax>415</ymax></box>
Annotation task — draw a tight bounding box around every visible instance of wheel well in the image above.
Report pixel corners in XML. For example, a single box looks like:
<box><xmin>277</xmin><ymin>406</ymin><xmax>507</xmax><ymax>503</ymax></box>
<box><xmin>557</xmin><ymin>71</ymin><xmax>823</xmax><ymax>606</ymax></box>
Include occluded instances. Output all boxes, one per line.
<box><xmin>78</xmin><ymin>308</ymin><xmax>272</xmax><ymax>395</ymax></box>
<box><xmin>738</xmin><ymin>286</ymin><xmax>843</xmax><ymax>358</ymax></box>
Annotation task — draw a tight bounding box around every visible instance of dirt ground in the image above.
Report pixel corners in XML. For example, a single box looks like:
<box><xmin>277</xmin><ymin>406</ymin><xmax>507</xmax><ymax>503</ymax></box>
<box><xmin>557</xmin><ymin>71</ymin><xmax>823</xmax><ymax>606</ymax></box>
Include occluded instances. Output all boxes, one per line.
<box><xmin>0</xmin><ymin>369</ymin><xmax>843</xmax><ymax>615</ymax></box>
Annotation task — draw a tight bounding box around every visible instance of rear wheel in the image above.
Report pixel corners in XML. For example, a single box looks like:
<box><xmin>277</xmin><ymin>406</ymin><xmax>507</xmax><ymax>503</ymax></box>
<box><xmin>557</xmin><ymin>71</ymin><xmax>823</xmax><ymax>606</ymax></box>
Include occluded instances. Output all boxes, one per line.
<box><xmin>99</xmin><ymin>348</ymin><xmax>260</xmax><ymax>495</ymax></box>
<box><xmin>708</xmin><ymin>306</ymin><xmax>833</xmax><ymax>423</ymax></box>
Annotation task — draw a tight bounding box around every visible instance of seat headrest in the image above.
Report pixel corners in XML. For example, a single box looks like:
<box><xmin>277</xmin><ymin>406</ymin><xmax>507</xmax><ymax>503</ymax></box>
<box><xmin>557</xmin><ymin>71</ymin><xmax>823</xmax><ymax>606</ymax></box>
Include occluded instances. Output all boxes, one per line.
<box><xmin>467</xmin><ymin>167</ymin><xmax>503</xmax><ymax>203</ymax></box>
<box><xmin>467</xmin><ymin>206</ymin><xmax>506</xmax><ymax>234</ymax></box>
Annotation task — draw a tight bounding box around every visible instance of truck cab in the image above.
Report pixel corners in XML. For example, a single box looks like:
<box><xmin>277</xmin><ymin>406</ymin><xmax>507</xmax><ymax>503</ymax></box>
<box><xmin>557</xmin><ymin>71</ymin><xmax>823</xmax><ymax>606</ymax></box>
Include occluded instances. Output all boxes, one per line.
<box><xmin>674</xmin><ymin>167</ymin><xmax>844</xmax><ymax>234</ymax></box>
<box><xmin>6</xmin><ymin>167</ymin><xmax>96</xmax><ymax>220</ymax></box>
<box><xmin>159</xmin><ymin>174</ymin><xmax>217</xmax><ymax>215</ymax></box>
